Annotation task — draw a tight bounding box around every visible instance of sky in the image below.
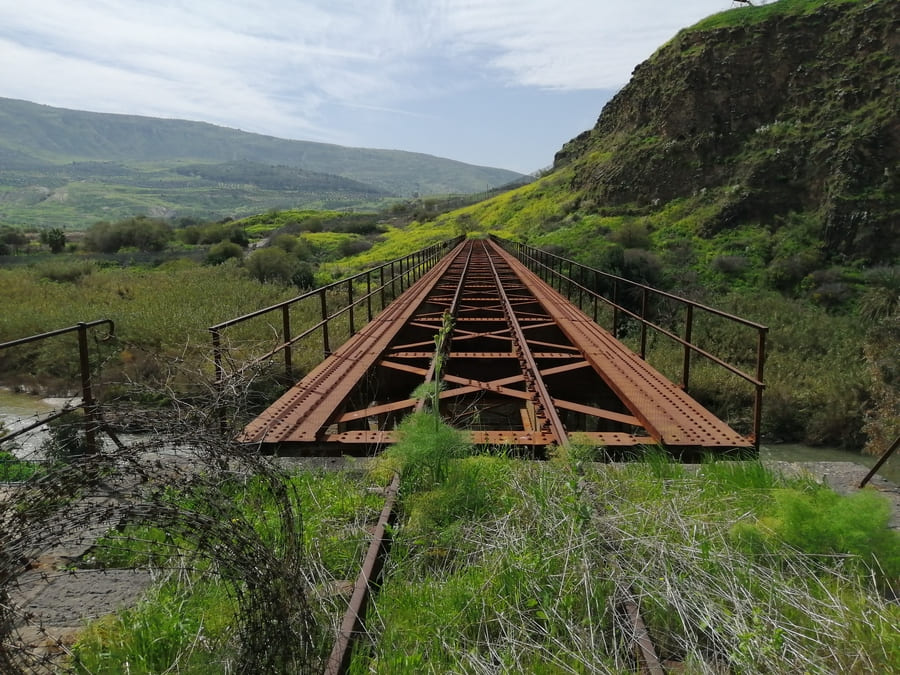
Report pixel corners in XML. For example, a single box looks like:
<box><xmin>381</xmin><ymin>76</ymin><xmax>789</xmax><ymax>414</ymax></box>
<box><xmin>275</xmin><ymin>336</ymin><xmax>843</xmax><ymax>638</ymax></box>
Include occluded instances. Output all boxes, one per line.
<box><xmin>0</xmin><ymin>1</ymin><xmax>742</xmax><ymax>174</ymax></box>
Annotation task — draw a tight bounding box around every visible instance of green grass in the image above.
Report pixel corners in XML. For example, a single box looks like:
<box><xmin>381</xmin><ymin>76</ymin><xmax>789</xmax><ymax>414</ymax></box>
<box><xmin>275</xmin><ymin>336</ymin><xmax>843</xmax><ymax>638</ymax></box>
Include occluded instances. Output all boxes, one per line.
<box><xmin>72</xmin><ymin>468</ymin><xmax>383</xmax><ymax>672</ymax></box>
<box><xmin>72</xmin><ymin>576</ymin><xmax>236</xmax><ymax>675</ymax></box>
<box><xmin>355</xmin><ymin>451</ymin><xmax>899</xmax><ymax>673</ymax></box>
<box><xmin>689</xmin><ymin>0</ymin><xmax>865</xmax><ymax>32</ymax></box>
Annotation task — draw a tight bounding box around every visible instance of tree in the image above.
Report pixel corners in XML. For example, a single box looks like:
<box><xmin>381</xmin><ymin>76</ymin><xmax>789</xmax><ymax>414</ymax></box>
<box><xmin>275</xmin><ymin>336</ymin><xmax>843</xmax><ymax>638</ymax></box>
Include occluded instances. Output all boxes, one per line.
<box><xmin>40</xmin><ymin>227</ymin><xmax>67</xmax><ymax>254</ymax></box>
<box><xmin>0</xmin><ymin>226</ymin><xmax>28</xmax><ymax>255</ymax></box>
<box><xmin>245</xmin><ymin>247</ymin><xmax>299</xmax><ymax>285</ymax></box>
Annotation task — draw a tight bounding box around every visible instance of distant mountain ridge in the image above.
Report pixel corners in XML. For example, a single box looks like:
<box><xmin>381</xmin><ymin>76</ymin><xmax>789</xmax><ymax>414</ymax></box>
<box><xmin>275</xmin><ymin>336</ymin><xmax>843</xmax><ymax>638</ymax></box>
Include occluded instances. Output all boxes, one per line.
<box><xmin>0</xmin><ymin>97</ymin><xmax>525</xmax><ymax>227</ymax></box>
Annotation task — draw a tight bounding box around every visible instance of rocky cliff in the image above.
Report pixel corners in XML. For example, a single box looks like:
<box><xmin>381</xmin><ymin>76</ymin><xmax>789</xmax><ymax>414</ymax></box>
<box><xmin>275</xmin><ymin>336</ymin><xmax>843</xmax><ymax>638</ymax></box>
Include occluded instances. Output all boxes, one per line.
<box><xmin>556</xmin><ymin>0</ymin><xmax>898</xmax><ymax>264</ymax></box>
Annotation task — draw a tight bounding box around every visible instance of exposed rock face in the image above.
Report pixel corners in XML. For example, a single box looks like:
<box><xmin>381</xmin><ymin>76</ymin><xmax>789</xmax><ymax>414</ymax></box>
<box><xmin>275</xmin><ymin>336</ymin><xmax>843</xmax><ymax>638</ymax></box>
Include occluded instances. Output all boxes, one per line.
<box><xmin>556</xmin><ymin>0</ymin><xmax>899</xmax><ymax>263</ymax></box>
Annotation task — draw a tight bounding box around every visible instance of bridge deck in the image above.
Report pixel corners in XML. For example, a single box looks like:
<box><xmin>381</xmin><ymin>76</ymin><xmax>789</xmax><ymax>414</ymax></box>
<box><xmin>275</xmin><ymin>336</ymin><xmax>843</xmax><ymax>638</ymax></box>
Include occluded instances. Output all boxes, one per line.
<box><xmin>240</xmin><ymin>239</ymin><xmax>752</xmax><ymax>455</ymax></box>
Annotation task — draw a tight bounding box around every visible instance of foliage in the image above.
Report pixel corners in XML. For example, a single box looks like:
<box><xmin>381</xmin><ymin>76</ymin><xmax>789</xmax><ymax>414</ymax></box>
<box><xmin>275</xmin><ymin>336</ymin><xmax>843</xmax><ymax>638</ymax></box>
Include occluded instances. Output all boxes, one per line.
<box><xmin>39</xmin><ymin>227</ymin><xmax>67</xmax><ymax>253</ymax></box>
<box><xmin>0</xmin><ymin>372</ymin><xmax>387</xmax><ymax>673</ymax></box>
<box><xmin>375</xmin><ymin>412</ymin><xmax>470</xmax><ymax>493</ymax></box>
<box><xmin>83</xmin><ymin>216</ymin><xmax>173</xmax><ymax>253</ymax></box>
<box><xmin>356</xmin><ymin>454</ymin><xmax>899</xmax><ymax>673</ymax></box>
<box><xmin>0</xmin><ymin>451</ymin><xmax>43</xmax><ymax>482</ymax></box>
<box><xmin>72</xmin><ymin>577</ymin><xmax>235</xmax><ymax>675</ymax></box>
<box><xmin>31</xmin><ymin>259</ymin><xmax>96</xmax><ymax>283</ymax></box>
<box><xmin>689</xmin><ymin>0</ymin><xmax>863</xmax><ymax>32</ymax></box>
<box><xmin>178</xmin><ymin>220</ymin><xmax>249</xmax><ymax>247</ymax></box>
<box><xmin>205</xmin><ymin>240</ymin><xmax>244</xmax><ymax>265</ymax></box>
<box><xmin>245</xmin><ymin>247</ymin><xmax>300</xmax><ymax>286</ymax></box>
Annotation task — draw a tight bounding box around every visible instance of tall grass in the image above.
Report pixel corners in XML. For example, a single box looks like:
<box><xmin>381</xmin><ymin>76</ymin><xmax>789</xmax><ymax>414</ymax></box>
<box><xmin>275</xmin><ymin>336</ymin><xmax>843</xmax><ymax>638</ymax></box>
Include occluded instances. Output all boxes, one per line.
<box><xmin>354</xmin><ymin>451</ymin><xmax>899</xmax><ymax>673</ymax></box>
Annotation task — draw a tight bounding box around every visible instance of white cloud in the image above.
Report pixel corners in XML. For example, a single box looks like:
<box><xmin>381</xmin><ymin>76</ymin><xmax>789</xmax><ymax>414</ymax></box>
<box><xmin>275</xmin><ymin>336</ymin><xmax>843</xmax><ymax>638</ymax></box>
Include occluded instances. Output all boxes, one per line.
<box><xmin>0</xmin><ymin>0</ymin><xmax>740</xmax><ymax>166</ymax></box>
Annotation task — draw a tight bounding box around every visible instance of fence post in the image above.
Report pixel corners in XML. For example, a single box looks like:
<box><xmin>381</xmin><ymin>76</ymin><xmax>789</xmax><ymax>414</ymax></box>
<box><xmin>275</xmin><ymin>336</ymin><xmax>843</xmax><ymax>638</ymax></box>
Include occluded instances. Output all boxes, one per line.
<box><xmin>390</xmin><ymin>261</ymin><xmax>396</xmax><ymax>300</ymax></box>
<box><xmin>320</xmin><ymin>288</ymin><xmax>331</xmax><ymax>357</ymax></box>
<box><xmin>366</xmin><ymin>271</ymin><xmax>373</xmax><ymax>322</ymax></box>
<box><xmin>282</xmin><ymin>305</ymin><xmax>293</xmax><ymax>378</ymax></box>
<box><xmin>348</xmin><ymin>280</ymin><xmax>355</xmax><ymax>336</ymax></box>
<box><xmin>210</xmin><ymin>327</ymin><xmax>227</xmax><ymax>434</ymax></box>
<box><xmin>76</xmin><ymin>322</ymin><xmax>98</xmax><ymax>454</ymax></box>
<box><xmin>754</xmin><ymin>328</ymin><xmax>767</xmax><ymax>452</ymax></box>
<box><xmin>612</xmin><ymin>281</ymin><xmax>620</xmax><ymax>336</ymax></box>
<box><xmin>682</xmin><ymin>305</ymin><xmax>693</xmax><ymax>390</ymax></box>
<box><xmin>640</xmin><ymin>288</ymin><xmax>649</xmax><ymax>359</ymax></box>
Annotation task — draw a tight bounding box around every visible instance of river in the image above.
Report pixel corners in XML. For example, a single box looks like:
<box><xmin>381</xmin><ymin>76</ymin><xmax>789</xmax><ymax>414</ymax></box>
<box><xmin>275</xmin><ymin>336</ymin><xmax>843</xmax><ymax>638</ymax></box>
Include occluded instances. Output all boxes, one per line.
<box><xmin>1</xmin><ymin>388</ymin><xmax>897</xmax><ymax>482</ymax></box>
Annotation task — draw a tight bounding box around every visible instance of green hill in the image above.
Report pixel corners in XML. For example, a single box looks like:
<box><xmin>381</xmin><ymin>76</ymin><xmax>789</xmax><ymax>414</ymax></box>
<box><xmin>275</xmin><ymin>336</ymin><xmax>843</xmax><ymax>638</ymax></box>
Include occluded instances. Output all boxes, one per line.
<box><xmin>0</xmin><ymin>98</ymin><xmax>525</xmax><ymax>228</ymax></box>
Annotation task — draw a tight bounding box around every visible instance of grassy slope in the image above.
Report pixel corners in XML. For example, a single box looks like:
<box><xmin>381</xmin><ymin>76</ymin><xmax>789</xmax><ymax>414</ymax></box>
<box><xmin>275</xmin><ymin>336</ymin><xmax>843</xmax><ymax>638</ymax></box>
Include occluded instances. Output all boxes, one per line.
<box><xmin>0</xmin><ymin>99</ymin><xmax>520</xmax><ymax>225</ymax></box>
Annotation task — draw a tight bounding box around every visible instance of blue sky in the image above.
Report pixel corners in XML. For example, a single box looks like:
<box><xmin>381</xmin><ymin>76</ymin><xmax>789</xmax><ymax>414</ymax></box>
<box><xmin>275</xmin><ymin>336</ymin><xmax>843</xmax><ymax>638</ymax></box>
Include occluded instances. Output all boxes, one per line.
<box><xmin>0</xmin><ymin>1</ymin><xmax>746</xmax><ymax>174</ymax></box>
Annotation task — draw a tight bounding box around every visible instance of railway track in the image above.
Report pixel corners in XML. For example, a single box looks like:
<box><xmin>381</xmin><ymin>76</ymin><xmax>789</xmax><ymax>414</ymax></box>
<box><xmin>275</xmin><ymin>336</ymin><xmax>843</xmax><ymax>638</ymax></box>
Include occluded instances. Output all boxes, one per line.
<box><xmin>239</xmin><ymin>238</ymin><xmax>747</xmax><ymax>671</ymax></box>
<box><xmin>240</xmin><ymin>238</ymin><xmax>751</xmax><ymax>455</ymax></box>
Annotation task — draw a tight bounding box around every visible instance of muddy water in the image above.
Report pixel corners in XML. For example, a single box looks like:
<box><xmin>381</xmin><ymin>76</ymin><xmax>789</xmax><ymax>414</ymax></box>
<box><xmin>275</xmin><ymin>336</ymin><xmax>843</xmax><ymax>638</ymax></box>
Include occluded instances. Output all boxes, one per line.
<box><xmin>0</xmin><ymin>388</ymin><xmax>75</xmax><ymax>457</ymax></box>
<box><xmin>762</xmin><ymin>443</ymin><xmax>899</xmax><ymax>485</ymax></box>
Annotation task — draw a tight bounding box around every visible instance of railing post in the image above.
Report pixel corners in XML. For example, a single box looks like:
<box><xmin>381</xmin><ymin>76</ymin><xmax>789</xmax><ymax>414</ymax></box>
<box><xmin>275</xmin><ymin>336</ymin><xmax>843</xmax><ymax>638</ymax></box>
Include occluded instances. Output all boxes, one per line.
<box><xmin>682</xmin><ymin>305</ymin><xmax>693</xmax><ymax>389</ymax></box>
<box><xmin>390</xmin><ymin>261</ymin><xmax>396</xmax><ymax>300</ymax></box>
<box><xmin>640</xmin><ymin>288</ymin><xmax>649</xmax><ymax>359</ymax></box>
<box><xmin>320</xmin><ymin>288</ymin><xmax>331</xmax><ymax>357</ymax></box>
<box><xmin>380</xmin><ymin>265</ymin><xmax>387</xmax><ymax>310</ymax></box>
<box><xmin>612</xmin><ymin>281</ymin><xmax>620</xmax><ymax>336</ymax></box>
<box><xmin>366</xmin><ymin>271</ymin><xmax>373</xmax><ymax>322</ymax></box>
<box><xmin>210</xmin><ymin>327</ymin><xmax>227</xmax><ymax>434</ymax></box>
<box><xmin>76</xmin><ymin>322</ymin><xmax>98</xmax><ymax>454</ymax></box>
<box><xmin>567</xmin><ymin>261</ymin><xmax>573</xmax><ymax>300</ymax></box>
<box><xmin>593</xmin><ymin>270</ymin><xmax>599</xmax><ymax>323</ymax></box>
<box><xmin>754</xmin><ymin>328</ymin><xmax>767</xmax><ymax>452</ymax></box>
<box><xmin>282</xmin><ymin>305</ymin><xmax>293</xmax><ymax>378</ymax></box>
<box><xmin>577</xmin><ymin>265</ymin><xmax>584</xmax><ymax>311</ymax></box>
<box><xmin>348</xmin><ymin>280</ymin><xmax>355</xmax><ymax>337</ymax></box>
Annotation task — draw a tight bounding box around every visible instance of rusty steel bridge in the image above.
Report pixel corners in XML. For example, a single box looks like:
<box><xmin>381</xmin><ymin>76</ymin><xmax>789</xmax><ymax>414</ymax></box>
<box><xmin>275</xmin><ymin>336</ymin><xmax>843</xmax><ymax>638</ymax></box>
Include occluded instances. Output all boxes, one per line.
<box><xmin>229</xmin><ymin>237</ymin><xmax>765</xmax><ymax>458</ymax></box>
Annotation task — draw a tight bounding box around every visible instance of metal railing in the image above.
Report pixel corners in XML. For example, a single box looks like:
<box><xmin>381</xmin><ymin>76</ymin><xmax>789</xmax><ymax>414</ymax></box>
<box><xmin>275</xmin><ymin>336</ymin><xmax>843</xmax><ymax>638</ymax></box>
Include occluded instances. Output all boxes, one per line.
<box><xmin>0</xmin><ymin>319</ymin><xmax>116</xmax><ymax>456</ymax></box>
<box><xmin>493</xmin><ymin>236</ymin><xmax>768</xmax><ymax>449</ymax></box>
<box><xmin>209</xmin><ymin>237</ymin><xmax>464</xmax><ymax>392</ymax></box>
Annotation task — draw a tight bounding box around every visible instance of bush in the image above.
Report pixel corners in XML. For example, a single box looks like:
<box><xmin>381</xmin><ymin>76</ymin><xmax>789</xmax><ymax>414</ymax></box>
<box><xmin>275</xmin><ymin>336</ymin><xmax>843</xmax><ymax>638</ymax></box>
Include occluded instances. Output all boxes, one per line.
<box><xmin>84</xmin><ymin>217</ymin><xmax>173</xmax><ymax>253</ymax></box>
<box><xmin>32</xmin><ymin>260</ymin><xmax>96</xmax><ymax>283</ymax></box>
<box><xmin>206</xmin><ymin>240</ymin><xmax>244</xmax><ymax>265</ymax></box>
<box><xmin>339</xmin><ymin>237</ymin><xmax>373</xmax><ymax>257</ymax></box>
<box><xmin>291</xmin><ymin>262</ymin><xmax>315</xmax><ymax>290</ymax></box>
<box><xmin>245</xmin><ymin>247</ymin><xmax>298</xmax><ymax>285</ymax></box>
<box><xmin>733</xmin><ymin>486</ymin><xmax>900</xmax><ymax>582</ymax></box>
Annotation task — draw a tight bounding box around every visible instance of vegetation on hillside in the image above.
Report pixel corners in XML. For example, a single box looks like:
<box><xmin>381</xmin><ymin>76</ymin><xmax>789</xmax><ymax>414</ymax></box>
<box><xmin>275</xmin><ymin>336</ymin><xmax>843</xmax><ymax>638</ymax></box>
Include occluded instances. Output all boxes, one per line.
<box><xmin>0</xmin><ymin>97</ymin><xmax>525</xmax><ymax>227</ymax></box>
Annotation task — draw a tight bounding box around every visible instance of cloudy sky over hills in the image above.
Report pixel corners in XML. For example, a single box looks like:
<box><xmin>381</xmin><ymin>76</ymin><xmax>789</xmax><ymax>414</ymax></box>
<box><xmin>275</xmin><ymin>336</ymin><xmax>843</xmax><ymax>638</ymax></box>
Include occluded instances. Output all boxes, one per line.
<box><xmin>1</xmin><ymin>1</ymin><xmax>740</xmax><ymax>173</ymax></box>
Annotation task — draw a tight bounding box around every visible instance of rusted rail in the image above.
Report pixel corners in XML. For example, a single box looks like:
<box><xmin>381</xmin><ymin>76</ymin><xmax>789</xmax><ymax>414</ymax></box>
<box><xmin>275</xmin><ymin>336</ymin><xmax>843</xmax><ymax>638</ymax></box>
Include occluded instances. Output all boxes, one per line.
<box><xmin>0</xmin><ymin>320</ymin><xmax>116</xmax><ymax>455</ymax></box>
<box><xmin>324</xmin><ymin>472</ymin><xmax>400</xmax><ymax>674</ymax></box>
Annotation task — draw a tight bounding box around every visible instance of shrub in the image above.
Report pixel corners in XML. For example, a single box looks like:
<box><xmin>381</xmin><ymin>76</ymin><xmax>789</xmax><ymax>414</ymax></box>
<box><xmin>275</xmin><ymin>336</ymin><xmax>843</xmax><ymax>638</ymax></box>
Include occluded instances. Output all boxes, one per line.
<box><xmin>245</xmin><ymin>247</ymin><xmax>298</xmax><ymax>285</ymax></box>
<box><xmin>32</xmin><ymin>260</ymin><xmax>96</xmax><ymax>283</ymax></box>
<box><xmin>338</xmin><ymin>237</ymin><xmax>373</xmax><ymax>258</ymax></box>
<box><xmin>711</xmin><ymin>254</ymin><xmax>750</xmax><ymax>276</ymax></box>
<box><xmin>84</xmin><ymin>217</ymin><xmax>173</xmax><ymax>253</ymax></box>
<box><xmin>206</xmin><ymin>240</ymin><xmax>244</xmax><ymax>265</ymax></box>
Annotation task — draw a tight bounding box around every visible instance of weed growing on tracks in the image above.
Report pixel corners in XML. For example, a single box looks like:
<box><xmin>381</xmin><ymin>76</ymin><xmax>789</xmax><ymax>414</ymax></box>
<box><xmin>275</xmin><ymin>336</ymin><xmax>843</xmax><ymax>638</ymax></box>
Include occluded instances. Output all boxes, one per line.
<box><xmin>354</xmin><ymin>450</ymin><xmax>900</xmax><ymax>673</ymax></box>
